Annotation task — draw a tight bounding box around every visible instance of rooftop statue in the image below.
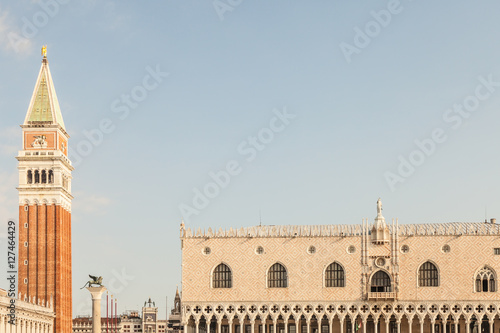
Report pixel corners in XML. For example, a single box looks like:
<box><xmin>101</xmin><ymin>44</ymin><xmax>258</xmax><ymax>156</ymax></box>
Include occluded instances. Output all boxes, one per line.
<box><xmin>377</xmin><ymin>198</ymin><xmax>383</xmax><ymax>217</ymax></box>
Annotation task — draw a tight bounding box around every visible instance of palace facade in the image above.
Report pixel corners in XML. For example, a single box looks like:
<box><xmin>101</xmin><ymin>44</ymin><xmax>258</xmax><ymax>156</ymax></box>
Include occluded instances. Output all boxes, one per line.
<box><xmin>180</xmin><ymin>200</ymin><xmax>500</xmax><ymax>333</ymax></box>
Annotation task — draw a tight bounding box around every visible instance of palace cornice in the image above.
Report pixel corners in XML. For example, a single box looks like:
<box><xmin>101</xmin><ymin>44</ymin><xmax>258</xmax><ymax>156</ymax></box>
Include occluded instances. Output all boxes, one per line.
<box><xmin>180</xmin><ymin>222</ymin><xmax>500</xmax><ymax>239</ymax></box>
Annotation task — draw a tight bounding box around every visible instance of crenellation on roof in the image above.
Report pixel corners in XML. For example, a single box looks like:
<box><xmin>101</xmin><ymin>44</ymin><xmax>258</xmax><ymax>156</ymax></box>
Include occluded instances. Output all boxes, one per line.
<box><xmin>180</xmin><ymin>222</ymin><xmax>500</xmax><ymax>239</ymax></box>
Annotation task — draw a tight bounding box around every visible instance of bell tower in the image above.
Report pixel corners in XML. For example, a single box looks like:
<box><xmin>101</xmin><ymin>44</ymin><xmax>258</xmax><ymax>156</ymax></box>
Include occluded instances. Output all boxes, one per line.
<box><xmin>17</xmin><ymin>47</ymin><xmax>73</xmax><ymax>333</ymax></box>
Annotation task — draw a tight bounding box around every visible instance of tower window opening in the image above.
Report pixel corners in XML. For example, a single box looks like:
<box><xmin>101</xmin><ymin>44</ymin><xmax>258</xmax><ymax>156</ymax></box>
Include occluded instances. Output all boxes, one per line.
<box><xmin>27</xmin><ymin>170</ymin><xmax>33</xmax><ymax>184</ymax></box>
<box><xmin>41</xmin><ymin>170</ymin><xmax>47</xmax><ymax>183</ymax></box>
<box><xmin>48</xmin><ymin>170</ymin><xmax>54</xmax><ymax>183</ymax></box>
<box><xmin>34</xmin><ymin>170</ymin><xmax>40</xmax><ymax>184</ymax></box>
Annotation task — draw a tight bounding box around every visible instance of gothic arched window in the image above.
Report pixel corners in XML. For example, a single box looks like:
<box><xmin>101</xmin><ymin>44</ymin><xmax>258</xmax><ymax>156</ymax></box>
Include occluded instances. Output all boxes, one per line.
<box><xmin>268</xmin><ymin>263</ymin><xmax>287</xmax><ymax>288</ymax></box>
<box><xmin>419</xmin><ymin>261</ymin><xmax>439</xmax><ymax>287</ymax></box>
<box><xmin>475</xmin><ymin>266</ymin><xmax>496</xmax><ymax>292</ymax></box>
<box><xmin>325</xmin><ymin>262</ymin><xmax>345</xmax><ymax>287</ymax></box>
<box><xmin>212</xmin><ymin>263</ymin><xmax>232</xmax><ymax>288</ymax></box>
<box><xmin>370</xmin><ymin>270</ymin><xmax>392</xmax><ymax>292</ymax></box>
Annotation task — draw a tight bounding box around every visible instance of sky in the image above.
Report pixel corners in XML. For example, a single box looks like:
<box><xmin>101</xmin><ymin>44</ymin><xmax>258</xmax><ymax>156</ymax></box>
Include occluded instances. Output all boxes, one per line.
<box><xmin>1</xmin><ymin>0</ymin><xmax>500</xmax><ymax>318</ymax></box>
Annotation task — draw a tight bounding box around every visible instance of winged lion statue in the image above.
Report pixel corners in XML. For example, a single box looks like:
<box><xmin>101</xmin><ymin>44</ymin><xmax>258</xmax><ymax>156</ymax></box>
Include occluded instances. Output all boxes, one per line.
<box><xmin>80</xmin><ymin>275</ymin><xmax>103</xmax><ymax>289</ymax></box>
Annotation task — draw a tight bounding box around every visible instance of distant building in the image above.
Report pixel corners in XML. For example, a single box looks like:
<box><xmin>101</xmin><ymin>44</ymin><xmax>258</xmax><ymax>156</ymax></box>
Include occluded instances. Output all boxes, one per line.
<box><xmin>180</xmin><ymin>199</ymin><xmax>500</xmax><ymax>333</ymax></box>
<box><xmin>168</xmin><ymin>288</ymin><xmax>183</xmax><ymax>333</ymax></box>
<box><xmin>121</xmin><ymin>311</ymin><xmax>142</xmax><ymax>333</ymax></box>
<box><xmin>142</xmin><ymin>298</ymin><xmax>168</xmax><ymax>333</ymax></box>
<box><xmin>73</xmin><ymin>315</ymin><xmax>124</xmax><ymax>333</ymax></box>
<box><xmin>73</xmin><ymin>297</ymin><xmax>178</xmax><ymax>333</ymax></box>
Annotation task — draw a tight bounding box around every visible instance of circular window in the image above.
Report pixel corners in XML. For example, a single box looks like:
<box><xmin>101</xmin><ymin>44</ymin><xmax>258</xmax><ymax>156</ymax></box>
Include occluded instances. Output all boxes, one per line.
<box><xmin>375</xmin><ymin>257</ymin><xmax>386</xmax><ymax>267</ymax></box>
<box><xmin>256</xmin><ymin>246</ymin><xmax>264</xmax><ymax>255</ymax></box>
<box><xmin>308</xmin><ymin>246</ymin><xmax>316</xmax><ymax>254</ymax></box>
<box><xmin>401</xmin><ymin>245</ymin><xmax>409</xmax><ymax>253</ymax></box>
<box><xmin>442</xmin><ymin>244</ymin><xmax>450</xmax><ymax>253</ymax></box>
<box><xmin>347</xmin><ymin>245</ymin><xmax>356</xmax><ymax>254</ymax></box>
<box><xmin>203</xmin><ymin>247</ymin><xmax>211</xmax><ymax>255</ymax></box>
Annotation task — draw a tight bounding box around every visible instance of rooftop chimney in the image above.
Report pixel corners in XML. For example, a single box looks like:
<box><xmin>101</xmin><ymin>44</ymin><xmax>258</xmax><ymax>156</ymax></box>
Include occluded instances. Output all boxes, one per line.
<box><xmin>491</xmin><ymin>218</ymin><xmax>496</xmax><ymax>224</ymax></box>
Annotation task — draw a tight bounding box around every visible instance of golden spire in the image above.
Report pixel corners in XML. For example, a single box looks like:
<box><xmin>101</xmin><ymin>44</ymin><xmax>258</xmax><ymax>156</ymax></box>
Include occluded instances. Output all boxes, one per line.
<box><xmin>41</xmin><ymin>45</ymin><xmax>47</xmax><ymax>58</ymax></box>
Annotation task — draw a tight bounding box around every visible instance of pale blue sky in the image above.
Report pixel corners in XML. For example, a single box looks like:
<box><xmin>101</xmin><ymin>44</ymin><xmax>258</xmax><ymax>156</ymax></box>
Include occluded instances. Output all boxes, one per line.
<box><xmin>1</xmin><ymin>0</ymin><xmax>500</xmax><ymax>316</ymax></box>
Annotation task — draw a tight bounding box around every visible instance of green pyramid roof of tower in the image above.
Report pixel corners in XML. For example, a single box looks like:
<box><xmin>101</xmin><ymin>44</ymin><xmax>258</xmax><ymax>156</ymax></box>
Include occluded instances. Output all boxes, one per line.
<box><xmin>24</xmin><ymin>56</ymin><xmax>66</xmax><ymax>131</ymax></box>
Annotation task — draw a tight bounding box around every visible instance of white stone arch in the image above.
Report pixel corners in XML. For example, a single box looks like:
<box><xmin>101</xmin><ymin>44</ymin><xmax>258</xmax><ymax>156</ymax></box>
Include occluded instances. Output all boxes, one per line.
<box><xmin>322</xmin><ymin>261</ymin><xmax>346</xmax><ymax>288</ymax></box>
<box><xmin>416</xmin><ymin>260</ymin><xmax>440</xmax><ymax>287</ymax></box>
<box><xmin>210</xmin><ymin>262</ymin><xmax>233</xmax><ymax>289</ymax></box>
<box><xmin>473</xmin><ymin>265</ymin><xmax>497</xmax><ymax>292</ymax></box>
<box><xmin>266</xmin><ymin>262</ymin><xmax>288</xmax><ymax>288</ymax></box>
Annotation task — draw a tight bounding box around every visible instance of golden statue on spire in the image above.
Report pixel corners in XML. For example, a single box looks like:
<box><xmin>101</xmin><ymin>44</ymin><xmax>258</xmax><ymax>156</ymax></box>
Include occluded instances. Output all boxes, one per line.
<box><xmin>41</xmin><ymin>45</ymin><xmax>47</xmax><ymax>57</ymax></box>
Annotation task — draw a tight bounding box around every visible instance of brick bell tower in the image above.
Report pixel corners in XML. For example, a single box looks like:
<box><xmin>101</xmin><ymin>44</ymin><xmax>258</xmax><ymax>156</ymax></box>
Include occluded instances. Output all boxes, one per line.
<box><xmin>17</xmin><ymin>47</ymin><xmax>73</xmax><ymax>333</ymax></box>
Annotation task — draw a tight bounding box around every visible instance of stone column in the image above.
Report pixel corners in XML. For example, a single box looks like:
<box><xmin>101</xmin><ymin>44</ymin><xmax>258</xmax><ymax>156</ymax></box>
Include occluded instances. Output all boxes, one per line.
<box><xmin>339</xmin><ymin>318</ymin><xmax>344</xmax><ymax>333</ymax></box>
<box><xmin>431</xmin><ymin>320</ymin><xmax>436</xmax><ymax>333</ymax></box>
<box><xmin>465</xmin><ymin>319</ymin><xmax>470</xmax><ymax>333</ymax></box>
<box><xmin>374</xmin><ymin>317</ymin><xmax>378</xmax><ymax>333</ymax></box>
<box><xmin>196</xmin><ymin>319</ymin><xmax>200</xmax><ymax>333</ymax></box>
<box><xmin>363</xmin><ymin>318</ymin><xmax>367</xmax><ymax>333</ymax></box>
<box><xmin>408</xmin><ymin>319</ymin><xmax>413</xmax><ymax>333</ymax></box>
<box><xmin>87</xmin><ymin>286</ymin><xmax>107</xmax><ymax>333</ymax></box>
<box><xmin>419</xmin><ymin>319</ymin><xmax>424</xmax><ymax>333</ymax></box>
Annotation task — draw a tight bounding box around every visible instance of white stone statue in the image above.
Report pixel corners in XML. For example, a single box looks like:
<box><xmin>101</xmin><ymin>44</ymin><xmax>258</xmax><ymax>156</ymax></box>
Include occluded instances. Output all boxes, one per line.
<box><xmin>377</xmin><ymin>198</ymin><xmax>382</xmax><ymax>216</ymax></box>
